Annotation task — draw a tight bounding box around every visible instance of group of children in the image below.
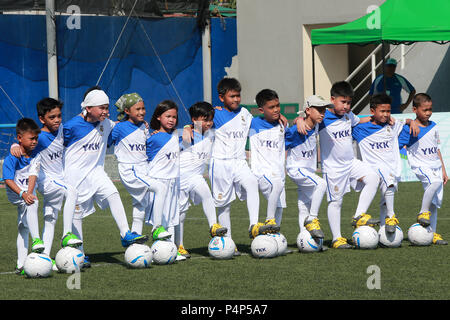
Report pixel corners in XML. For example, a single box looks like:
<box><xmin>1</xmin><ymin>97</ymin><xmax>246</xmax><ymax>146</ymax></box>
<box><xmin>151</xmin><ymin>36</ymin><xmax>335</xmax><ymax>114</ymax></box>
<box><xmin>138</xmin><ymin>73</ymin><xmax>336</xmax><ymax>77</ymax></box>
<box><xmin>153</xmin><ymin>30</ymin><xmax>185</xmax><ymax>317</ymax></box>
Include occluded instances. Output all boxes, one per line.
<box><xmin>3</xmin><ymin>78</ymin><xmax>447</xmax><ymax>274</ymax></box>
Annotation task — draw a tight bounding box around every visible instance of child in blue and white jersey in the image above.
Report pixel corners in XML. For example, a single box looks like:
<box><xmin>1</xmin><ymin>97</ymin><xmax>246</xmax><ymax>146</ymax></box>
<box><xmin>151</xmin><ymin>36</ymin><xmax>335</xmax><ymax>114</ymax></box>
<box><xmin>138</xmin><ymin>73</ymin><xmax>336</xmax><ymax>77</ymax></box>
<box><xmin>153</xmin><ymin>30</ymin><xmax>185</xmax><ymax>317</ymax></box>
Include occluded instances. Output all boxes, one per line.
<box><xmin>249</xmin><ymin>89</ymin><xmax>285</xmax><ymax>232</ymax></box>
<box><xmin>398</xmin><ymin>93</ymin><xmax>448</xmax><ymax>245</ymax></box>
<box><xmin>285</xmin><ymin>95</ymin><xmax>328</xmax><ymax>241</ymax></box>
<box><xmin>110</xmin><ymin>93</ymin><xmax>169</xmax><ymax>241</ymax></box>
<box><xmin>63</xmin><ymin>87</ymin><xmax>148</xmax><ymax>265</ymax></box>
<box><xmin>3</xmin><ymin>118</ymin><xmax>43</xmax><ymax>274</ymax></box>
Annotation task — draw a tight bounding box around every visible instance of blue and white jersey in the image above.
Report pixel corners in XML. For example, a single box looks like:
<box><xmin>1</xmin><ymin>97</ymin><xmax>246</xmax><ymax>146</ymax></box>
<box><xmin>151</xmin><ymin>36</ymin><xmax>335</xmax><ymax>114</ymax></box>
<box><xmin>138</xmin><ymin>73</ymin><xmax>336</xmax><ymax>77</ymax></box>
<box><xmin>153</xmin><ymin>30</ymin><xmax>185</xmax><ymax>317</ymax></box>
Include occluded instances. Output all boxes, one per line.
<box><xmin>2</xmin><ymin>152</ymin><xmax>41</xmax><ymax>196</ymax></box>
<box><xmin>352</xmin><ymin>120</ymin><xmax>404</xmax><ymax>178</ymax></box>
<box><xmin>398</xmin><ymin>121</ymin><xmax>441</xmax><ymax>169</ymax></box>
<box><xmin>110</xmin><ymin>121</ymin><xmax>149</xmax><ymax>164</ymax></box>
<box><xmin>249</xmin><ymin>116</ymin><xmax>285</xmax><ymax>178</ymax></box>
<box><xmin>211</xmin><ymin>106</ymin><xmax>252</xmax><ymax>160</ymax></box>
<box><xmin>319</xmin><ymin>109</ymin><xmax>360</xmax><ymax>173</ymax></box>
<box><xmin>285</xmin><ymin>124</ymin><xmax>318</xmax><ymax>172</ymax></box>
<box><xmin>179</xmin><ymin>129</ymin><xmax>214</xmax><ymax>179</ymax></box>
<box><xmin>146</xmin><ymin>130</ymin><xmax>180</xmax><ymax>179</ymax></box>
<box><xmin>63</xmin><ymin>115</ymin><xmax>115</xmax><ymax>188</ymax></box>
<box><xmin>33</xmin><ymin>125</ymin><xmax>65</xmax><ymax>183</ymax></box>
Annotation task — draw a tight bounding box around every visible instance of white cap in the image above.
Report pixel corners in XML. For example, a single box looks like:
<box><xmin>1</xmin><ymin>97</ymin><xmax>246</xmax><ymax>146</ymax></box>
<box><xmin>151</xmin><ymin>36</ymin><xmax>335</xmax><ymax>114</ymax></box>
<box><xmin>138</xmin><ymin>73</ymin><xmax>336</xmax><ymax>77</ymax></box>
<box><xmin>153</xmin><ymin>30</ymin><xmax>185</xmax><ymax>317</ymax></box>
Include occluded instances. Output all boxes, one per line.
<box><xmin>299</xmin><ymin>95</ymin><xmax>332</xmax><ymax>114</ymax></box>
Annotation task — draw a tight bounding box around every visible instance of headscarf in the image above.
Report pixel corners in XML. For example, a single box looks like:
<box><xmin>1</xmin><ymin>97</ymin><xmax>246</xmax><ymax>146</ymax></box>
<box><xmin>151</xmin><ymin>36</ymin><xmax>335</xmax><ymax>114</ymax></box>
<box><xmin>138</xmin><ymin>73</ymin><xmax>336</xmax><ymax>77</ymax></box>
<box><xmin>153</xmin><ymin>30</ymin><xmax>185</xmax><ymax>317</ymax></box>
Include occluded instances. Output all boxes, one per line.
<box><xmin>114</xmin><ymin>93</ymin><xmax>143</xmax><ymax>121</ymax></box>
<box><xmin>80</xmin><ymin>89</ymin><xmax>109</xmax><ymax>116</ymax></box>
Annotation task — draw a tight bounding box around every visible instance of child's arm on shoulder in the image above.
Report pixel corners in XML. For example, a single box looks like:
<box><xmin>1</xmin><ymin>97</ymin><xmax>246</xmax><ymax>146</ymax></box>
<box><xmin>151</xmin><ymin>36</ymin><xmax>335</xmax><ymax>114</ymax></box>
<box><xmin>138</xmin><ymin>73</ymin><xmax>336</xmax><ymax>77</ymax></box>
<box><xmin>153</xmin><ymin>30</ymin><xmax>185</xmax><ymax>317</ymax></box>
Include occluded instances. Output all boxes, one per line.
<box><xmin>438</xmin><ymin>149</ymin><xmax>448</xmax><ymax>185</ymax></box>
<box><xmin>24</xmin><ymin>175</ymin><xmax>38</xmax><ymax>204</ymax></box>
<box><xmin>10</xmin><ymin>143</ymin><xmax>22</xmax><ymax>158</ymax></box>
<box><xmin>404</xmin><ymin>119</ymin><xmax>420</xmax><ymax>137</ymax></box>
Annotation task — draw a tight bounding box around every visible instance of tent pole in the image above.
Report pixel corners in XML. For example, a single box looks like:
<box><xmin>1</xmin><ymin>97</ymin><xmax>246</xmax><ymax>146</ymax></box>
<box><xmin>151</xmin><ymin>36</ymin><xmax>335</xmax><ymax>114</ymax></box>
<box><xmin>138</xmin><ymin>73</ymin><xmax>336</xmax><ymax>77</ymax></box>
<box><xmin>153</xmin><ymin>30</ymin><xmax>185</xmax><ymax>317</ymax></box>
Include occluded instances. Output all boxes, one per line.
<box><xmin>312</xmin><ymin>45</ymin><xmax>316</xmax><ymax>95</ymax></box>
<box><xmin>45</xmin><ymin>0</ymin><xmax>58</xmax><ymax>99</ymax></box>
<box><xmin>381</xmin><ymin>41</ymin><xmax>386</xmax><ymax>94</ymax></box>
<box><xmin>202</xmin><ymin>18</ymin><xmax>212</xmax><ymax>103</ymax></box>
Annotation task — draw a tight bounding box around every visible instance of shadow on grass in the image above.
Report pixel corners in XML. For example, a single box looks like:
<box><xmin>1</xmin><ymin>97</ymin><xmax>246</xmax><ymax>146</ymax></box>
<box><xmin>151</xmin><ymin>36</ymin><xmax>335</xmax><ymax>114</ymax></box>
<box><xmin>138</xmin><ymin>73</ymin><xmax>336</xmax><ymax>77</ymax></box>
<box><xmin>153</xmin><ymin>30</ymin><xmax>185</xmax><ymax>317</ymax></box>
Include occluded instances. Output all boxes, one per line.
<box><xmin>87</xmin><ymin>252</ymin><xmax>125</xmax><ymax>265</ymax></box>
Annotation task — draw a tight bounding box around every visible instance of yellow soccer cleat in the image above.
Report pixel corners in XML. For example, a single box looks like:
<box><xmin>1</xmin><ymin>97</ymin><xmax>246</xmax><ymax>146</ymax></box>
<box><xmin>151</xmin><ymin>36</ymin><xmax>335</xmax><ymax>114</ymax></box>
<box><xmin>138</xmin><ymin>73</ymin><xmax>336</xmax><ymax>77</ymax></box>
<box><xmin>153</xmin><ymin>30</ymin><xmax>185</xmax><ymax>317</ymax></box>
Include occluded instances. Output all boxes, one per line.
<box><xmin>304</xmin><ymin>217</ymin><xmax>324</xmax><ymax>239</ymax></box>
<box><xmin>417</xmin><ymin>211</ymin><xmax>431</xmax><ymax>227</ymax></box>
<box><xmin>332</xmin><ymin>237</ymin><xmax>353</xmax><ymax>249</ymax></box>
<box><xmin>249</xmin><ymin>222</ymin><xmax>272</xmax><ymax>239</ymax></box>
<box><xmin>209</xmin><ymin>223</ymin><xmax>228</xmax><ymax>237</ymax></box>
<box><xmin>351</xmin><ymin>213</ymin><xmax>380</xmax><ymax>228</ymax></box>
<box><xmin>385</xmin><ymin>214</ymin><xmax>400</xmax><ymax>233</ymax></box>
<box><xmin>433</xmin><ymin>233</ymin><xmax>448</xmax><ymax>245</ymax></box>
<box><xmin>177</xmin><ymin>245</ymin><xmax>191</xmax><ymax>258</ymax></box>
<box><xmin>264</xmin><ymin>218</ymin><xmax>280</xmax><ymax>233</ymax></box>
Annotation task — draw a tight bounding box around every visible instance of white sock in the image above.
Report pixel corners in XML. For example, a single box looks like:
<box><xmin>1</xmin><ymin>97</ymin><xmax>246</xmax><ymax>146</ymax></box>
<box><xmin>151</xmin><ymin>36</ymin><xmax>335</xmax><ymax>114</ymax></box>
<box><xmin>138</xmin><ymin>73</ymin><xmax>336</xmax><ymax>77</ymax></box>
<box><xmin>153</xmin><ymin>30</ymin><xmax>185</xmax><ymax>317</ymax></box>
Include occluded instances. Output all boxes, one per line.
<box><xmin>17</xmin><ymin>223</ymin><xmax>29</xmax><ymax>268</ymax></box>
<box><xmin>72</xmin><ymin>213</ymin><xmax>84</xmax><ymax>253</ymax></box>
<box><xmin>194</xmin><ymin>181</ymin><xmax>217</xmax><ymax>227</ymax></box>
<box><xmin>25</xmin><ymin>201</ymin><xmax>40</xmax><ymax>240</ymax></box>
<box><xmin>147</xmin><ymin>179</ymin><xmax>166</xmax><ymax>228</ymax></box>
<box><xmin>218</xmin><ymin>205</ymin><xmax>232</xmax><ymax>238</ymax></box>
<box><xmin>62</xmin><ymin>185</ymin><xmax>78</xmax><ymax>235</ymax></box>
<box><xmin>275</xmin><ymin>207</ymin><xmax>283</xmax><ymax>226</ymax></box>
<box><xmin>131</xmin><ymin>204</ymin><xmax>145</xmax><ymax>235</ymax></box>
<box><xmin>266</xmin><ymin>178</ymin><xmax>284</xmax><ymax>220</ymax></box>
<box><xmin>384</xmin><ymin>186</ymin><xmax>395</xmax><ymax>218</ymax></box>
<box><xmin>309</xmin><ymin>179</ymin><xmax>327</xmax><ymax>217</ymax></box>
<box><xmin>106</xmin><ymin>192</ymin><xmax>130</xmax><ymax>237</ymax></box>
<box><xmin>175</xmin><ymin>211</ymin><xmax>187</xmax><ymax>247</ymax></box>
<box><xmin>328</xmin><ymin>199</ymin><xmax>343</xmax><ymax>241</ymax></box>
<box><xmin>354</xmin><ymin>173</ymin><xmax>379</xmax><ymax>217</ymax></box>
<box><xmin>379</xmin><ymin>199</ymin><xmax>387</xmax><ymax>227</ymax></box>
<box><xmin>430</xmin><ymin>204</ymin><xmax>438</xmax><ymax>232</ymax></box>
<box><xmin>167</xmin><ymin>226</ymin><xmax>175</xmax><ymax>243</ymax></box>
<box><xmin>240</xmin><ymin>176</ymin><xmax>260</xmax><ymax>226</ymax></box>
<box><xmin>420</xmin><ymin>182</ymin><xmax>441</xmax><ymax>213</ymax></box>
<box><xmin>298</xmin><ymin>200</ymin><xmax>309</xmax><ymax>233</ymax></box>
<box><xmin>42</xmin><ymin>210</ymin><xmax>57</xmax><ymax>256</ymax></box>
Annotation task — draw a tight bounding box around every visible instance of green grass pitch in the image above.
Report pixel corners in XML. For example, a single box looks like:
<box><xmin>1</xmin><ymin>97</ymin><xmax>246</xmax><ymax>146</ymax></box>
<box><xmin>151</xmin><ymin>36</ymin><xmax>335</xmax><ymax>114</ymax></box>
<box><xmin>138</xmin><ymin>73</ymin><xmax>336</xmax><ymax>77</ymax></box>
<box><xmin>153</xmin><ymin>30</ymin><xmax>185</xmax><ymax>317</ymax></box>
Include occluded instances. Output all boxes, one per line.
<box><xmin>0</xmin><ymin>179</ymin><xmax>448</xmax><ymax>300</ymax></box>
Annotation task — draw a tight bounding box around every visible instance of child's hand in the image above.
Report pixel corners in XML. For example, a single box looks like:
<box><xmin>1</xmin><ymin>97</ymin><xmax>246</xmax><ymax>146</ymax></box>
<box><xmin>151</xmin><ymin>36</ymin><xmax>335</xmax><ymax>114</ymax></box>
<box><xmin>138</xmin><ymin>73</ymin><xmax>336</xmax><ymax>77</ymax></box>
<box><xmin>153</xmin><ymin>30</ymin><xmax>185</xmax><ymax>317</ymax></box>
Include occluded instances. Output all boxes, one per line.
<box><xmin>279</xmin><ymin>114</ymin><xmax>288</xmax><ymax>127</ymax></box>
<box><xmin>214</xmin><ymin>106</ymin><xmax>223</xmax><ymax>111</ymax></box>
<box><xmin>389</xmin><ymin>116</ymin><xmax>395</xmax><ymax>125</ymax></box>
<box><xmin>22</xmin><ymin>192</ymin><xmax>37</xmax><ymax>205</ymax></box>
<box><xmin>150</xmin><ymin>130</ymin><xmax>159</xmax><ymax>136</ymax></box>
<box><xmin>10</xmin><ymin>143</ymin><xmax>22</xmax><ymax>158</ymax></box>
<box><xmin>443</xmin><ymin>171</ymin><xmax>448</xmax><ymax>186</ymax></box>
<box><xmin>182</xmin><ymin>125</ymin><xmax>193</xmax><ymax>144</ymax></box>
<box><xmin>144</xmin><ymin>121</ymin><xmax>149</xmax><ymax>129</ymax></box>
<box><xmin>409</xmin><ymin>120</ymin><xmax>420</xmax><ymax>137</ymax></box>
<box><xmin>294</xmin><ymin>117</ymin><xmax>307</xmax><ymax>135</ymax></box>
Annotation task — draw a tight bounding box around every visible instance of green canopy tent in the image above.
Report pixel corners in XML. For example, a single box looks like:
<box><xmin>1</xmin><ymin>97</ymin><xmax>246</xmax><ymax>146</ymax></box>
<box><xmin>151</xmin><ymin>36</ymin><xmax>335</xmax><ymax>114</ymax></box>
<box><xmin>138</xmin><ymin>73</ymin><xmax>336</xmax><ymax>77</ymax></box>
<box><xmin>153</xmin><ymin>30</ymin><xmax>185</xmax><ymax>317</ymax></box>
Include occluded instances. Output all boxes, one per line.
<box><xmin>310</xmin><ymin>0</ymin><xmax>450</xmax><ymax>94</ymax></box>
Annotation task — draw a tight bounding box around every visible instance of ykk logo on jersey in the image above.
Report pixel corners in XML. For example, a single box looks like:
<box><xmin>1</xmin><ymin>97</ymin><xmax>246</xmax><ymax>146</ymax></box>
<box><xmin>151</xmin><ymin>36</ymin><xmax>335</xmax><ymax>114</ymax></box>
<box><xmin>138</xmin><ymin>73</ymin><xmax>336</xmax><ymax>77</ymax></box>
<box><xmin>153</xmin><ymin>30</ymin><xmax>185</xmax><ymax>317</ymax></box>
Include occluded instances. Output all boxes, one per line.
<box><xmin>369</xmin><ymin>141</ymin><xmax>390</xmax><ymax>149</ymax></box>
<box><xmin>331</xmin><ymin>130</ymin><xmax>350</xmax><ymax>139</ymax></box>
<box><xmin>301</xmin><ymin>150</ymin><xmax>314</xmax><ymax>158</ymax></box>
<box><xmin>225</xmin><ymin>131</ymin><xmax>245</xmax><ymax>139</ymax></box>
<box><xmin>421</xmin><ymin>146</ymin><xmax>438</xmax><ymax>155</ymax></box>
<box><xmin>48</xmin><ymin>150</ymin><xmax>63</xmax><ymax>161</ymax></box>
<box><xmin>165</xmin><ymin>152</ymin><xmax>179</xmax><ymax>160</ymax></box>
<box><xmin>18</xmin><ymin>178</ymin><xmax>29</xmax><ymax>185</ymax></box>
<box><xmin>128</xmin><ymin>144</ymin><xmax>145</xmax><ymax>152</ymax></box>
<box><xmin>259</xmin><ymin>139</ymin><xmax>279</xmax><ymax>149</ymax></box>
<box><xmin>196</xmin><ymin>152</ymin><xmax>209</xmax><ymax>160</ymax></box>
<box><xmin>82</xmin><ymin>143</ymin><xmax>100</xmax><ymax>152</ymax></box>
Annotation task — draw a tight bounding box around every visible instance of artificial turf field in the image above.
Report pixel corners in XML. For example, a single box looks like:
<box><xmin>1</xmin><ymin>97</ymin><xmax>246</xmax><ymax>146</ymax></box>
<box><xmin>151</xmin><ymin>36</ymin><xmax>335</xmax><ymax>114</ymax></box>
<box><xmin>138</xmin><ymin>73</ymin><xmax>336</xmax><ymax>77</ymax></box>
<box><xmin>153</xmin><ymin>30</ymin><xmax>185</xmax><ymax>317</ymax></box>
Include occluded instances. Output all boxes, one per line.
<box><xmin>0</xmin><ymin>179</ymin><xmax>448</xmax><ymax>302</ymax></box>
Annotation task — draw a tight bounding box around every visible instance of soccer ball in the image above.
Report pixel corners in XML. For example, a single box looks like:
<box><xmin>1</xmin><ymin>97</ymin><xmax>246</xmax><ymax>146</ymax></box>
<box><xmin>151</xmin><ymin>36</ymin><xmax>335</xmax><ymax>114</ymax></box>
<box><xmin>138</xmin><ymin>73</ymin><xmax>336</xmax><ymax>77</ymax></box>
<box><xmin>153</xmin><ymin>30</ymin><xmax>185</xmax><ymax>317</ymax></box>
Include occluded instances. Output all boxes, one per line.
<box><xmin>124</xmin><ymin>244</ymin><xmax>152</xmax><ymax>268</ymax></box>
<box><xmin>251</xmin><ymin>235</ymin><xmax>278</xmax><ymax>259</ymax></box>
<box><xmin>408</xmin><ymin>223</ymin><xmax>434</xmax><ymax>246</ymax></box>
<box><xmin>267</xmin><ymin>233</ymin><xmax>288</xmax><ymax>256</ymax></box>
<box><xmin>296</xmin><ymin>231</ymin><xmax>323</xmax><ymax>253</ymax></box>
<box><xmin>378</xmin><ymin>225</ymin><xmax>404</xmax><ymax>248</ymax></box>
<box><xmin>352</xmin><ymin>226</ymin><xmax>379</xmax><ymax>249</ymax></box>
<box><xmin>150</xmin><ymin>240</ymin><xmax>177</xmax><ymax>265</ymax></box>
<box><xmin>23</xmin><ymin>252</ymin><xmax>53</xmax><ymax>278</ymax></box>
<box><xmin>55</xmin><ymin>247</ymin><xmax>85</xmax><ymax>273</ymax></box>
<box><xmin>208</xmin><ymin>236</ymin><xmax>236</xmax><ymax>260</ymax></box>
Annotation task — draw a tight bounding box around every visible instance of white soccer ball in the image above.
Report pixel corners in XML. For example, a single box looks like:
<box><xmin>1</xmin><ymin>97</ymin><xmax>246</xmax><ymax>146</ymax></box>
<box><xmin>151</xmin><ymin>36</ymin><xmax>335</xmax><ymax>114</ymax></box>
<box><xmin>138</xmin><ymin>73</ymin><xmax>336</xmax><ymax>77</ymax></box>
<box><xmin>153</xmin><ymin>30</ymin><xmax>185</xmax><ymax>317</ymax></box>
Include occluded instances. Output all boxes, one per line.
<box><xmin>267</xmin><ymin>233</ymin><xmax>288</xmax><ymax>256</ymax></box>
<box><xmin>124</xmin><ymin>244</ymin><xmax>152</xmax><ymax>268</ymax></box>
<box><xmin>352</xmin><ymin>226</ymin><xmax>379</xmax><ymax>249</ymax></box>
<box><xmin>408</xmin><ymin>223</ymin><xmax>434</xmax><ymax>246</ymax></box>
<box><xmin>208</xmin><ymin>236</ymin><xmax>236</xmax><ymax>260</ymax></box>
<box><xmin>55</xmin><ymin>247</ymin><xmax>85</xmax><ymax>273</ymax></box>
<box><xmin>23</xmin><ymin>252</ymin><xmax>53</xmax><ymax>278</ymax></box>
<box><xmin>150</xmin><ymin>240</ymin><xmax>178</xmax><ymax>265</ymax></box>
<box><xmin>297</xmin><ymin>231</ymin><xmax>323</xmax><ymax>253</ymax></box>
<box><xmin>378</xmin><ymin>225</ymin><xmax>404</xmax><ymax>248</ymax></box>
<box><xmin>251</xmin><ymin>235</ymin><xmax>278</xmax><ymax>259</ymax></box>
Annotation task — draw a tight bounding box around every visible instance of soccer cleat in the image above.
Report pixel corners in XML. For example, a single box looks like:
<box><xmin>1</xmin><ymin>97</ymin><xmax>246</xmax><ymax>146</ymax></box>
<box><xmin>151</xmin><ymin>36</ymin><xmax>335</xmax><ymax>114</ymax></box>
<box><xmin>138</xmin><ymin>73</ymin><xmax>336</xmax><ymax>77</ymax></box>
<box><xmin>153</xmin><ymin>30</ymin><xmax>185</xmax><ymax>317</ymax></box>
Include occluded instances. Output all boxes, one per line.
<box><xmin>51</xmin><ymin>259</ymin><xmax>58</xmax><ymax>271</ymax></box>
<box><xmin>385</xmin><ymin>214</ymin><xmax>400</xmax><ymax>233</ymax></box>
<box><xmin>152</xmin><ymin>225</ymin><xmax>171</xmax><ymax>241</ymax></box>
<box><xmin>15</xmin><ymin>266</ymin><xmax>25</xmax><ymax>276</ymax></box>
<box><xmin>304</xmin><ymin>217</ymin><xmax>324</xmax><ymax>239</ymax></box>
<box><xmin>82</xmin><ymin>255</ymin><xmax>91</xmax><ymax>269</ymax></box>
<box><xmin>209</xmin><ymin>223</ymin><xmax>228</xmax><ymax>237</ymax></box>
<box><xmin>233</xmin><ymin>247</ymin><xmax>241</xmax><ymax>256</ymax></box>
<box><xmin>176</xmin><ymin>252</ymin><xmax>187</xmax><ymax>261</ymax></box>
<box><xmin>264</xmin><ymin>218</ymin><xmax>281</xmax><ymax>233</ymax></box>
<box><xmin>417</xmin><ymin>211</ymin><xmax>431</xmax><ymax>227</ymax></box>
<box><xmin>249</xmin><ymin>222</ymin><xmax>272</xmax><ymax>239</ymax></box>
<box><xmin>433</xmin><ymin>233</ymin><xmax>448</xmax><ymax>245</ymax></box>
<box><xmin>351</xmin><ymin>213</ymin><xmax>380</xmax><ymax>228</ymax></box>
<box><xmin>121</xmin><ymin>230</ymin><xmax>149</xmax><ymax>247</ymax></box>
<box><xmin>332</xmin><ymin>237</ymin><xmax>353</xmax><ymax>249</ymax></box>
<box><xmin>31</xmin><ymin>238</ymin><xmax>45</xmax><ymax>253</ymax></box>
<box><xmin>61</xmin><ymin>232</ymin><xmax>83</xmax><ymax>248</ymax></box>
<box><xmin>178</xmin><ymin>245</ymin><xmax>191</xmax><ymax>258</ymax></box>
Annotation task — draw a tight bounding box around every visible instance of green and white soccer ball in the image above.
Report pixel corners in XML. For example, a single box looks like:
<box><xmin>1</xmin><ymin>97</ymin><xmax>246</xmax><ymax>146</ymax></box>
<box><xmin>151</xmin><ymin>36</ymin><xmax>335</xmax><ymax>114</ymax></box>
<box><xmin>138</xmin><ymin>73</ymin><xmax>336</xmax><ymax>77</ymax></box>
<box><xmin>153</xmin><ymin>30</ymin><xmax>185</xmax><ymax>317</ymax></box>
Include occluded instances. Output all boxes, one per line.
<box><xmin>267</xmin><ymin>233</ymin><xmax>288</xmax><ymax>256</ymax></box>
<box><xmin>124</xmin><ymin>244</ymin><xmax>152</xmax><ymax>268</ymax></box>
<box><xmin>55</xmin><ymin>247</ymin><xmax>85</xmax><ymax>273</ymax></box>
<box><xmin>23</xmin><ymin>252</ymin><xmax>53</xmax><ymax>278</ymax></box>
<box><xmin>208</xmin><ymin>236</ymin><xmax>236</xmax><ymax>259</ymax></box>
<box><xmin>378</xmin><ymin>225</ymin><xmax>403</xmax><ymax>248</ymax></box>
<box><xmin>251</xmin><ymin>234</ymin><xmax>278</xmax><ymax>258</ymax></box>
<box><xmin>297</xmin><ymin>231</ymin><xmax>323</xmax><ymax>252</ymax></box>
<box><xmin>352</xmin><ymin>226</ymin><xmax>379</xmax><ymax>249</ymax></box>
<box><xmin>150</xmin><ymin>240</ymin><xmax>177</xmax><ymax>265</ymax></box>
<box><xmin>408</xmin><ymin>223</ymin><xmax>434</xmax><ymax>246</ymax></box>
